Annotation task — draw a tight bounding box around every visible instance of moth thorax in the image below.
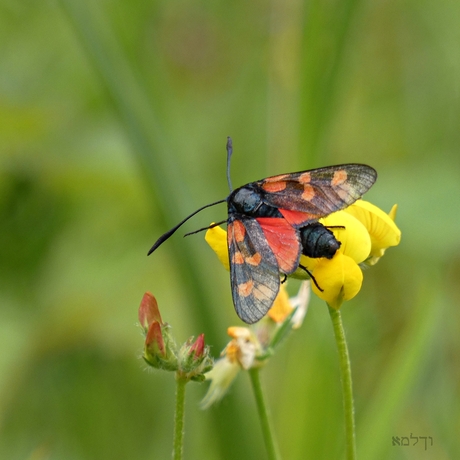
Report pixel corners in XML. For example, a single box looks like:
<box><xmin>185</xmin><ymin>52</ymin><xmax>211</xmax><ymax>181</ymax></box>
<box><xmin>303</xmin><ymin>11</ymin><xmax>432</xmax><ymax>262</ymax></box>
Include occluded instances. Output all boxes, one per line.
<box><xmin>230</xmin><ymin>186</ymin><xmax>263</xmax><ymax>214</ymax></box>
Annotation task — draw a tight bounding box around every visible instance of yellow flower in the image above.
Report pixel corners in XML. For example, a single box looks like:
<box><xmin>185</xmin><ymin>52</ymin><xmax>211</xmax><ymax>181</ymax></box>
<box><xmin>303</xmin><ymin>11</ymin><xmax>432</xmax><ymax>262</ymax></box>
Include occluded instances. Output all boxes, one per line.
<box><xmin>204</xmin><ymin>200</ymin><xmax>400</xmax><ymax>311</ymax></box>
<box><xmin>343</xmin><ymin>200</ymin><xmax>401</xmax><ymax>265</ymax></box>
<box><xmin>200</xmin><ymin>326</ymin><xmax>258</xmax><ymax>409</ymax></box>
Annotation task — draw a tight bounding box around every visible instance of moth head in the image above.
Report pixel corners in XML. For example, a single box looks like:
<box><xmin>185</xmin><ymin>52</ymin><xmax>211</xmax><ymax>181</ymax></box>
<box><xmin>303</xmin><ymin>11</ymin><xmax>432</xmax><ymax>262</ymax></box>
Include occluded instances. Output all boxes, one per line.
<box><xmin>229</xmin><ymin>186</ymin><xmax>263</xmax><ymax>215</ymax></box>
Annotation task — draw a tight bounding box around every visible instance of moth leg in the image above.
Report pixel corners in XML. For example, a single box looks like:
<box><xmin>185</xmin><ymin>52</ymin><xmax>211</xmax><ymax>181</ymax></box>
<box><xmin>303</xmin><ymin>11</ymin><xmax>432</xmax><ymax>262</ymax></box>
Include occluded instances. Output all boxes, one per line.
<box><xmin>298</xmin><ymin>264</ymin><xmax>323</xmax><ymax>292</ymax></box>
<box><xmin>281</xmin><ymin>274</ymin><xmax>287</xmax><ymax>284</ymax></box>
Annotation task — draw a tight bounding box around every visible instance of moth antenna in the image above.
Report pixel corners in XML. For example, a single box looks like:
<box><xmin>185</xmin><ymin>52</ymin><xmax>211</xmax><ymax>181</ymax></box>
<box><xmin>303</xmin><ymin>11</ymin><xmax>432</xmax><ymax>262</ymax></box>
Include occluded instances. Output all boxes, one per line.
<box><xmin>226</xmin><ymin>136</ymin><xmax>233</xmax><ymax>192</ymax></box>
<box><xmin>147</xmin><ymin>199</ymin><xmax>226</xmax><ymax>255</ymax></box>
<box><xmin>184</xmin><ymin>219</ymin><xmax>228</xmax><ymax>237</ymax></box>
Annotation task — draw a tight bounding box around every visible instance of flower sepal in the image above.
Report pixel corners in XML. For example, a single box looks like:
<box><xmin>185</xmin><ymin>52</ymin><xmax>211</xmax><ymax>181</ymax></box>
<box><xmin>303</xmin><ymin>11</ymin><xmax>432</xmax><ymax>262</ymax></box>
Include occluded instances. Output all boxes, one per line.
<box><xmin>143</xmin><ymin>321</ymin><xmax>179</xmax><ymax>371</ymax></box>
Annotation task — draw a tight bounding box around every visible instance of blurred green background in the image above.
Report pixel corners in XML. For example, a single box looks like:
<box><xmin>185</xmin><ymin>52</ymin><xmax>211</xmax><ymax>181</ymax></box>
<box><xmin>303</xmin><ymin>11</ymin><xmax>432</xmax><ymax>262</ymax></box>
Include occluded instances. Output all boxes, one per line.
<box><xmin>1</xmin><ymin>0</ymin><xmax>459</xmax><ymax>459</ymax></box>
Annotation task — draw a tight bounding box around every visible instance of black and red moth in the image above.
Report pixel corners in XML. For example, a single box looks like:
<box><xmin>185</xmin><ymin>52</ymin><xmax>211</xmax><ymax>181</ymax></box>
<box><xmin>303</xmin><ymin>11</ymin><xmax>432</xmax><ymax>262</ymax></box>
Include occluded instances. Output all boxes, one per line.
<box><xmin>148</xmin><ymin>138</ymin><xmax>377</xmax><ymax>324</ymax></box>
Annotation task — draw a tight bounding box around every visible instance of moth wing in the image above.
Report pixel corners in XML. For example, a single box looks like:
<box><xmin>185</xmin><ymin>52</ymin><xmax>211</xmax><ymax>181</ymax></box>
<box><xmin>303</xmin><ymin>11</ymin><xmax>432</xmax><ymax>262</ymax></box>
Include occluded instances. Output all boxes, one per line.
<box><xmin>228</xmin><ymin>216</ymin><xmax>280</xmax><ymax>324</ymax></box>
<box><xmin>256</xmin><ymin>217</ymin><xmax>301</xmax><ymax>274</ymax></box>
<box><xmin>257</xmin><ymin>164</ymin><xmax>377</xmax><ymax>219</ymax></box>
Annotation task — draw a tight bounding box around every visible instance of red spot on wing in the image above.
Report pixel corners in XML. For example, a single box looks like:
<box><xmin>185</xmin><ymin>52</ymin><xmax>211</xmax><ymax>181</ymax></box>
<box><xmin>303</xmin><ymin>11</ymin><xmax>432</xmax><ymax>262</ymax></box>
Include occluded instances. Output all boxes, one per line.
<box><xmin>232</xmin><ymin>251</ymin><xmax>245</xmax><ymax>264</ymax></box>
<box><xmin>301</xmin><ymin>184</ymin><xmax>315</xmax><ymax>201</ymax></box>
<box><xmin>238</xmin><ymin>280</ymin><xmax>254</xmax><ymax>297</ymax></box>
<box><xmin>246</xmin><ymin>253</ymin><xmax>262</xmax><ymax>266</ymax></box>
<box><xmin>256</xmin><ymin>217</ymin><xmax>300</xmax><ymax>274</ymax></box>
<box><xmin>279</xmin><ymin>209</ymin><xmax>316</xmax><ymax>226</ymax></box>
<box><xmin>262</xmin><ymin>181</ymin><xmax>287</xmax><ymax>192</ymax></box>
<box><xmin>332</xmin><ymin>169</ymin><xmax>347</xmax><ymax>186</ymax></box>
<box><xmin>231</xmin><ymin>219</ymin><xmax>246</xmax><ymax>242</ymax></box>
<box><xmin>298</xmin><ymin>172</ymin><xmax>311</xmax><ymax>184</ymax></box>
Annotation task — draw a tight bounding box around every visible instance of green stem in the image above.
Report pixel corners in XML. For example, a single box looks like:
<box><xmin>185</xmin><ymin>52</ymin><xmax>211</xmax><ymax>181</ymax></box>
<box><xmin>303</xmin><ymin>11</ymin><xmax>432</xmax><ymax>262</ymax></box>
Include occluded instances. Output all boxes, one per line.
<box><xmin>248</xmin><ymin>367</ymin><xmax>281</xmax><ymax>460</ymax></box>
<box><xmin>173</xmin><ymin>374</ymin><xmax>187</xmax><ymax>460</ymax></box>
<box><xmin>328</xmin><ymin>306</ymin><xmax>356</xmax><ymax>460</ymax></box>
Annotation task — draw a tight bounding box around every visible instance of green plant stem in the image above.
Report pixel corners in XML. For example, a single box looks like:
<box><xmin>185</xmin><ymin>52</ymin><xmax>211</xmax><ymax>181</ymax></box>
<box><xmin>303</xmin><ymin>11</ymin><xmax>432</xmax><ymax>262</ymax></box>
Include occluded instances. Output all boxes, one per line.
<box><xmin>173</xmin><ymin>374</ymin><xmax>187</xmax><ymax>460</ymax></box>
<box><xmin>328</xmin><ymin>305</ymin><xmax>356</xmax><ymax>460</ymax></box>
<box><xmin>248</xmin><ymin>367</ymin><xmax>281</xmax><ymax>460</ymax></box>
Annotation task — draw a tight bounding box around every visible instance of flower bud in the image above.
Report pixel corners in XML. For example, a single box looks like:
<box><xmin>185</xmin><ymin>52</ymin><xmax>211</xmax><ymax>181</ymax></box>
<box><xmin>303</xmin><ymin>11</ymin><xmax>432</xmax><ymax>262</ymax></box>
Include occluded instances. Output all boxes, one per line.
<box><xmin>189</xmin><ymin>333</ymin><xmax>205</xmax><ymax>359</ymax></box>
<box><xmin>138</xmin><ymin>292</ymin><xmax>178</xmax><ymax>370</ymax></box>
<box><xmin>145</xmin><ymin>320</ymin><xmax>165</xmax><ymax>357</ymax></box>
<box><xmin>179</xmin><ymin>334</ymin><xmax>213</xmax><ymax>380</ymax></box>
<box><xmin>138</xmin><ymin>292</ymin><xmax>162</xmax><ymax>332</ymax></box>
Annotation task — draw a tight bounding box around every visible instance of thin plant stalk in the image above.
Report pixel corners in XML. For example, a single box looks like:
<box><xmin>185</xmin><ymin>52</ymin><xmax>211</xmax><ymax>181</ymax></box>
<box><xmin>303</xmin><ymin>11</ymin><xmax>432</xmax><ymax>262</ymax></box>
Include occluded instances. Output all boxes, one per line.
<box><xmin>328</xmin><ymin>305</ymin><xmax>356</xmax><ymax>460</ymax></box>
<box><xmin>249</xmin><ymin>367</ymin><xmax>281</xmax><ymax>460</ymax></box>
<box><xmin>173</xmin><ymin>374</ymin><xmax>187</xmax><ymax>460</ymax></box>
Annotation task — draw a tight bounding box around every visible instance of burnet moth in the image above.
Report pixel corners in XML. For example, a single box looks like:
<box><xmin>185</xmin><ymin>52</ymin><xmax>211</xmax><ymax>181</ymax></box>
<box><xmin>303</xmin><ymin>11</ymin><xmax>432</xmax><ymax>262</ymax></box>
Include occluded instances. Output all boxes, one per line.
<box><xmin>148</xmin><ymin>138</ymin><xmax>377</xmax><ymax>324</ymax></box>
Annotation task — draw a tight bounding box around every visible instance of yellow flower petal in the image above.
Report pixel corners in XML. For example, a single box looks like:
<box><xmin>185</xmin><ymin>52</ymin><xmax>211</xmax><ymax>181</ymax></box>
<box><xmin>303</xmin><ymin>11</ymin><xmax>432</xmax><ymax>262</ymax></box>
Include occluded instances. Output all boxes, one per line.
<box><xmin>205</xmin><ymin>225</ymin><xmax>230</xmax><ymax>270</ymax></box>
<box><xmin>344</xmin><ymin>201</ymin><xmax>401</xmax><ymax>265</ymax></box>
<box><xmin>227</xmin><ymin>326</ymin><xmax>252</xmax><ymax>340</ymax></box>
<box><xmin>320</xmin><ymin>211</ymin><xmax>371</xmax><ymax>264</ymax></box>
<box><xmin>311</xmin><ymin>252</ymin><xmax>363</xmax><ymax>309</ymax></box>
<box><xmin>388</xmin><ymin>203</ymin><xmax>398</xmax><ymax>221</ymax></box>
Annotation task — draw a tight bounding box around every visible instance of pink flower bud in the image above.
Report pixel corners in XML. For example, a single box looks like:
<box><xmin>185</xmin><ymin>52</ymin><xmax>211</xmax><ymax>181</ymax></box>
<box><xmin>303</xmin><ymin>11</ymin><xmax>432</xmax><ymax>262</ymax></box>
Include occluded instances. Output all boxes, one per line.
<box><xmin>145</xmin><ymin>320</ymin><xmax>166</xmax><ymax>357</ymax></box>
<box><xmin>189</xmin><ymin>333</ymin><xmax>205</xmax><ymax>360</ymax></box>
<box><xmin>138</xmin><ymin>292</ymin><xmax>162</xmax><ymax>331</ymax></box>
